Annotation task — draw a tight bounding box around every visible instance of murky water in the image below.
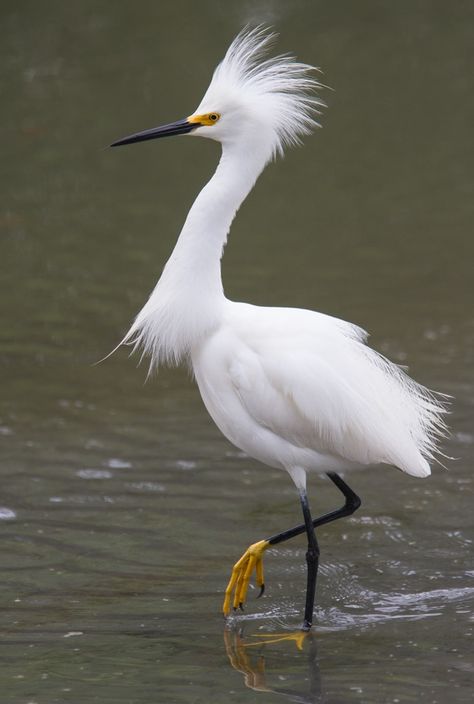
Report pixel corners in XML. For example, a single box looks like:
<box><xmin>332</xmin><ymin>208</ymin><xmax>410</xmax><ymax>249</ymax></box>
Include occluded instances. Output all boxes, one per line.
<box><xmin>1</xmin><ymin>2</ymin><xmax>473</xmax><ymax>702</ymax></box>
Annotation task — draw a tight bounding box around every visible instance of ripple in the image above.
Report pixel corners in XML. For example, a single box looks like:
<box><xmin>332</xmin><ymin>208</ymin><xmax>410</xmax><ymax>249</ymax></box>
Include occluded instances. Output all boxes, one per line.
<box><xmin>105</xmin><ymin>458</ymin><xmax>132</xmax><ymax>469</ymax></box>
<box><xmin>126</xmin><ymin>481</ymin><xmax>166</xmax><ymax>492</ymax></box>
<box><xmin>76</xmin><ymin>469</ymin><xmax>113</xmax><ymax>479</ymax></box>
<box><xmin>0</xmin><ymin>507</ymin><xmax>16</xmax><ymax>520</ymax></box>
<box><xmin>353</xmin><ymin>515</ymin><xmax>401</xmax><ymax>528</ymax></box>
<box><xmin>446</xmin><ymin>530</ymin><xmax>472</xmax><ymax>547</ymax></box>
<box><xmin>318</xmin><ymin>561</ymin><xmax>351</xmax><ymax>579</ymax></box>
<box><xmin>63</xmin><ymin>631</ymin><xmax>84</xmax><ymax>638</ymax></box>
<box><xmin>175</xmin><ymin>460</ymin><xmax>197</xmax><ymax>470</ymax></box>
<box><xmin>322</xmin><ymin>585</ymin><xmax>474</xmax><ymax>630</ymax></box>
<box><xmin>385</xmin><ymin>529</ymin><xmax>409</xmax><ymax>543</ymax></box>
<box><xmin>231</xmin><ymin>585</ymin><xmax>474</xmax><ymax>632</ymax></box>
<box><xmin>49</xmin><ymin>495</ymin><xmax>116</xmax><ymax>505</ymax></box>
<box><xmin>375</xmin><ymin>586</ymin><xmax>474</xmax><ymax>610</ymax></box>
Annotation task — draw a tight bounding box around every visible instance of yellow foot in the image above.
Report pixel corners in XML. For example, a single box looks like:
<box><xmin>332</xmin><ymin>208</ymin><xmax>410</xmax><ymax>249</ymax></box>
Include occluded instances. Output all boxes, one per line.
<box><xmin>223</xmin><ymin>539</ymin><xmax>270</xmax><ymax>616</ymax></box>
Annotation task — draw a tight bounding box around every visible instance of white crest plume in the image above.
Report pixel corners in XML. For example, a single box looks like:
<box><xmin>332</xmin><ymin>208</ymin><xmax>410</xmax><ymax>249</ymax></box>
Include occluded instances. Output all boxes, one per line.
<box><xmin>197</xmin><ymin>26</ymin><xmax>324</xmax><ymax>157</ymax></box>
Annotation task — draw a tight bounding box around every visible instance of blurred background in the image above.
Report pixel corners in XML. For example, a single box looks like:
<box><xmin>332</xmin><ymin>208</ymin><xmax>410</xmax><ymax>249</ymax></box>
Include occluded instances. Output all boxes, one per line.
<box><xmin>1</xmin><ymin>1</ymin><xmax>473</xmax><ymax>702</ymax></box>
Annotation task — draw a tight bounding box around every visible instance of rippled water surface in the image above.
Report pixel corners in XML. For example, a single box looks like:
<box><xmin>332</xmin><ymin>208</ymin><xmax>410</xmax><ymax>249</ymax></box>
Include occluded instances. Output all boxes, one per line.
<box><xmin>1</xmin><ymin>2</ymin><xmax>473</xmax><ymax>702</ymax></box>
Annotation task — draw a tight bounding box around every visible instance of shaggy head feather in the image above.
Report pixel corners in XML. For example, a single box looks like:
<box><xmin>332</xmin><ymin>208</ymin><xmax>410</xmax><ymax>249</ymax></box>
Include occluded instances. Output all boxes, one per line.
<box><xmin>192</xmin><ymin>26</ymin><xmax>324</xmax><ymax>158</ymax></box>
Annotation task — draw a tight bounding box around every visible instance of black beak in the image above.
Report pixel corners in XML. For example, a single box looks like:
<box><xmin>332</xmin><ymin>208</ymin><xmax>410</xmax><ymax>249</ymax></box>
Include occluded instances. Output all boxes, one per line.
<box><xmin>110</xmin><ymin>118</ymin><xmax>198</xmax><ymax>147</ymax></box>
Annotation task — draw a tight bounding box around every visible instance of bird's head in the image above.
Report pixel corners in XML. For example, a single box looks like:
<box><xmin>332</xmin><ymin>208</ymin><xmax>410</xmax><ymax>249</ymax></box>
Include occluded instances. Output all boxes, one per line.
<box><xmin>111</xmin><ymin>27</ymin><xmax>323</xmax><ymax>161</ymax></box>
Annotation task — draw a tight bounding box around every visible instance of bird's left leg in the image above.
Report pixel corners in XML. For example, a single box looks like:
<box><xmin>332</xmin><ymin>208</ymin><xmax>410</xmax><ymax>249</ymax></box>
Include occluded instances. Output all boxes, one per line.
<box><xmin>223</xmin><ymin>490</ymin><xmax>320</xmax><ymax>628</ymax></box>
<box><xmin>223</xmin><ymin>473</ymin><xmax>361</xmax><ymax>617</ymax></box>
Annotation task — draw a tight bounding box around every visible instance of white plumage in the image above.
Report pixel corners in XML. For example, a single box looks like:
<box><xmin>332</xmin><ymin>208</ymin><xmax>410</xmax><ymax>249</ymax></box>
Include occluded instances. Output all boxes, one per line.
<box><xmin>194</xmin><ymin>303</ymin><xmax>445</xmax><ymax>485</ymax></box>
<box><xmin>116</xmin><ymin>27</ymin><xmax>446</xmax><ymax>491</ymax></box>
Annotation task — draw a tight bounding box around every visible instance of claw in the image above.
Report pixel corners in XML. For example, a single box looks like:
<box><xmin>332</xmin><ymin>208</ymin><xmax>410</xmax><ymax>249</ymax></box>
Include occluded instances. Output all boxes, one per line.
<box><xmin>223</xmin><ymin>539</ymin><xmax>270</xmax><ymax>616</ymax></box>
<box><xmin>257</xmin><ymin>584</ymin><xmax>265</xmax><ymax>599</ymax></box>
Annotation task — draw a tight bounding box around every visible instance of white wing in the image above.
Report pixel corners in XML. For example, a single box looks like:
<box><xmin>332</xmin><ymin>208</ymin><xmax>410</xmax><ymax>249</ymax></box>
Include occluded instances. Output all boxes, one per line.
<box><xmin>194</xmin><ymin>302</ymin><xmax>446</xmax><ymax>478</ymax></box>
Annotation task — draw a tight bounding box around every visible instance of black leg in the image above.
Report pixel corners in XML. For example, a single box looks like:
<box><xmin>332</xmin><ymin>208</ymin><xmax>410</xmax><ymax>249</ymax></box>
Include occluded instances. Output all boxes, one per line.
<box><xmin>300</xmin><ymin>490</ymin><xmax>320</xmax><ymax>630</ymax></box>
<box><xmin>222</xmin><ymin>473</ymin><xmax>361</xmax><ymax>619</ymax></box>
<box><xmin>263</xmin><ymin>473</ymin><xmax>360</xmax><ymax>630</ymax></box>
<box><xmin>267</xmin><ymin>472</ymin><xmax>361</xmax><ymax>548</ymax></box>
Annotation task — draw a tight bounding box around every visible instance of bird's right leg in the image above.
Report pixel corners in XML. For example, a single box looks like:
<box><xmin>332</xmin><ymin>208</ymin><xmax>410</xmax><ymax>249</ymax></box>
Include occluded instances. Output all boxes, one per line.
<box><xmin>222</xmin><ymin>473</ymin><xmax>361</xmax><ymax>617</ymax></box>
<box><xmin>299</xmin><ymin>488</ymin><xmax>320</xmax><ymax>630</ymax></box>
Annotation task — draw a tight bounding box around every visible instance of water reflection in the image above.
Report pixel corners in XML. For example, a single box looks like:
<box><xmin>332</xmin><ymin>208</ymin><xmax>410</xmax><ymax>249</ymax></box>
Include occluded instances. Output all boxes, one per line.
<box><xmin>224</xmin><ymin>627</ymin><xmax>324</xmax><ymax>703</ymax></box>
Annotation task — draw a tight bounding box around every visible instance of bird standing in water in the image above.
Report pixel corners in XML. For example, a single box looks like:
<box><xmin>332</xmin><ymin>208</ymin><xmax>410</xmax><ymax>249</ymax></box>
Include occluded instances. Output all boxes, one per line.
<box><xmin>110</xmin><ymin>28</ymin><xmax>446</xmax><ymax>630</ymax></box>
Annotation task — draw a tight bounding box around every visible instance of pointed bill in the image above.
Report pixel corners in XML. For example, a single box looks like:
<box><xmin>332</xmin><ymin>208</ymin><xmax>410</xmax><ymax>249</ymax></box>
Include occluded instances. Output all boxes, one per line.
<box><xmin>110</xmin><ymin>118</ymin><xmax>198</xmax><ymax>147</ymax></box>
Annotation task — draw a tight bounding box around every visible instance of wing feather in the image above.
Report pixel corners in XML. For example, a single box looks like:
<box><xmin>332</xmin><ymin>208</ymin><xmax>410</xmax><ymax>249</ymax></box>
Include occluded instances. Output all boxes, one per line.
<box><xmin>227</xmin><ymin>304</ymin><xmax>446</xmax><ymax>476</ymax></box>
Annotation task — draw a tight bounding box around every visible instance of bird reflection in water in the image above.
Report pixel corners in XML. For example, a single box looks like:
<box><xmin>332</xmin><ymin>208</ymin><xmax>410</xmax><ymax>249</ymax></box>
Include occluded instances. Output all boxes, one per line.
<box><xmin>224</xmin><ymin>627</ymin><xmax>325</xmax><ymax>703</ymax></box>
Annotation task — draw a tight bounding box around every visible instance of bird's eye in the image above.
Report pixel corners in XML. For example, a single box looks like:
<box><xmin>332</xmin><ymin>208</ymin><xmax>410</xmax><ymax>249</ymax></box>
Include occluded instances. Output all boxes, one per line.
<box><xmin>188</xmin><ymin>112</ymin><xmax>221</xmax><ymax>127</ymax></box>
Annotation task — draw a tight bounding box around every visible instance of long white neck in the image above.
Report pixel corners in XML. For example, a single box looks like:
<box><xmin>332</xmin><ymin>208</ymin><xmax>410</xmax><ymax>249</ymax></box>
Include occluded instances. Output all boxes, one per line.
<box><xmin>123</xmin><ymin>140</ymin><xmax>269</xmax><ymax>368</ymax></box>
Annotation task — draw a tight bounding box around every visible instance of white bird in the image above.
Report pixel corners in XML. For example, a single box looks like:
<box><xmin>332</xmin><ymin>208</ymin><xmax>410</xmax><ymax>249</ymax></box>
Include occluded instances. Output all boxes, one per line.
<box><xmin>110</xmin><ymin>28</ymin><xmax>447</xmax><ymax>630</ymax></box>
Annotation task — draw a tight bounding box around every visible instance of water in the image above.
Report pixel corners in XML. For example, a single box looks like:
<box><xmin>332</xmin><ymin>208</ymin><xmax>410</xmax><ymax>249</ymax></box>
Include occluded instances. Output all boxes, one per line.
<box><xmin>1</xmin><ymin>1</ymin><xmax>473</xmax><ymax>702</ymax></box>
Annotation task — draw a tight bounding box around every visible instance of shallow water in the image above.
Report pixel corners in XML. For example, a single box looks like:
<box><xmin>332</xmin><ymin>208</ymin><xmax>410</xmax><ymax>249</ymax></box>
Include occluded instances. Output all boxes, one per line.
<box><xmin>1</xmin><ymin>2</ymin><xmax>473</xmax><ymax>702</ymax></box>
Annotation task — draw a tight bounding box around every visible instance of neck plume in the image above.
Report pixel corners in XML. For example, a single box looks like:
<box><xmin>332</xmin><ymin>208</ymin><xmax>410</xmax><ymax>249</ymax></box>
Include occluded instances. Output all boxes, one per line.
<box><xmin>121</xmin><ymin>141</ymin><xmax>269</xmax><ymax>370</ymax></box>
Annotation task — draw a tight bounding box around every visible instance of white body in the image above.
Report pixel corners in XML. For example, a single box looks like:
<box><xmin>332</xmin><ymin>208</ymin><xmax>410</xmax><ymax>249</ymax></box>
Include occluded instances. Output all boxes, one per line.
<box><xmin>120</xmin><ymin>29</ymin><xmax>446</xmax><ymax>491</ymax></box>
<box><xmin>192</xmin><ymin>300</ymin><xmax>437</xmax><ymax>488</ymax></box>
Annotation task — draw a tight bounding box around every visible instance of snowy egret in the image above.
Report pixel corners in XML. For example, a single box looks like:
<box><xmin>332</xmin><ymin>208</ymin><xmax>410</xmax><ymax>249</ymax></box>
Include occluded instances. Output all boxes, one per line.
<box><xmin>110</xmin><ymin>28</ymin><xmax>447</xmax><ymax>630</ymax></box>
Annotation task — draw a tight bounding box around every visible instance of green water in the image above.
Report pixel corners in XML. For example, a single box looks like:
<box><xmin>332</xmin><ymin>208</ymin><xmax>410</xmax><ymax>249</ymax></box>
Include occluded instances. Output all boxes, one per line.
<box><xmin>1</xmin><ymin>2</ymin><xmax>473</xmax><ymax>702</ymax></box>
